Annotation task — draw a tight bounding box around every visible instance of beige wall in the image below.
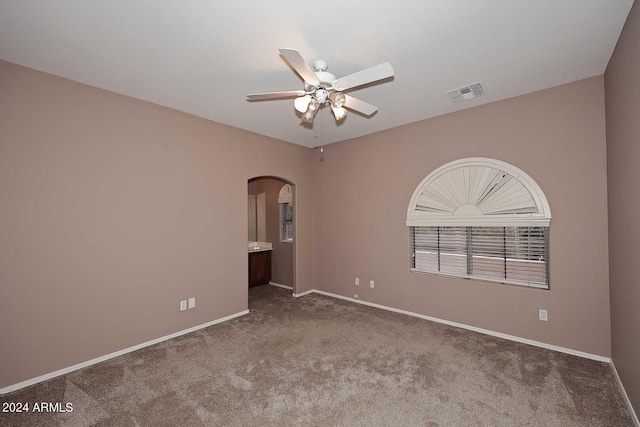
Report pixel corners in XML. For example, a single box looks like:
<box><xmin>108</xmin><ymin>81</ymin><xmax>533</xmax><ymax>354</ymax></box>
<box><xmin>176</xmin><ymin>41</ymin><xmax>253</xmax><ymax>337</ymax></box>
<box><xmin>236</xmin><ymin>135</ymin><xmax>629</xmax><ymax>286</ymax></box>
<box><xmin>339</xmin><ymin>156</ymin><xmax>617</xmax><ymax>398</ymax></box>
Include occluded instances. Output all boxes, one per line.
<box><xmin>255</xmin><ymin>178</ymin><xmax>294</xmax><ymax>287</ymax></box>
<box><xmin>0</xmin><ymin>58</ymin><xmax>616</xmax><ymax>391</ymax></box>
<box><xmin>605</xmin><ymin>0</ymin><xmax>640</xmax><ymax>413</ymax></box>
<box><xmin>0</xmin><ymin>60</ymin><xmax>314</xmax><ymax>389</ymax></box>
<box><xmin>312</xmin><ymin>76</ymin><xmax>611</xmax><ymax>357</ymax></box>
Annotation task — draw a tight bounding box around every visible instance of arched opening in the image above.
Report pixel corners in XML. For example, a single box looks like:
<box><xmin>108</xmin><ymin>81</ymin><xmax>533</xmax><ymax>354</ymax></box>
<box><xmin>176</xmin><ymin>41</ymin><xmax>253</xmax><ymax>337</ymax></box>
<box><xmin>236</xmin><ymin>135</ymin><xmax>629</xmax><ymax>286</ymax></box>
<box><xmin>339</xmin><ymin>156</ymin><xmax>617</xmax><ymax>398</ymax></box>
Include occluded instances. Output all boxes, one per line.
<box><xmin>247</xmin><ymin>176</ymin><xmax>297</xmax><ymax>297</ymax></box>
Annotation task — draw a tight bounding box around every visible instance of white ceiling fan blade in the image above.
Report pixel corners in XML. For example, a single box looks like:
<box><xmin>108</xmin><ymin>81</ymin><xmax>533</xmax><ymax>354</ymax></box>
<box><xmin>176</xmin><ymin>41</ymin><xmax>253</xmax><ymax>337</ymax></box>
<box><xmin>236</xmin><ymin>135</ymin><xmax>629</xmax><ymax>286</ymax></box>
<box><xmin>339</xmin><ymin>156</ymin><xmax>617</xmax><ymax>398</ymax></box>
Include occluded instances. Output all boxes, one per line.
<box><xmin>343</xmin><ymin>95</ymin><xmax>378</xmax><ymax>116</ymax></box>
<box><xmin>247</xmin><ymin>90</ymin><xmax>306</xmax><ymax>100</ymax></box>
<box><xmin>279</xmin><ymin>48</ymin><xmax>321</xmax><ymax>87</ymax></box>
<box><xmin>333</xmin><ymin>62</ymin><xmax>394</xmax><ymax>92</ymax></box>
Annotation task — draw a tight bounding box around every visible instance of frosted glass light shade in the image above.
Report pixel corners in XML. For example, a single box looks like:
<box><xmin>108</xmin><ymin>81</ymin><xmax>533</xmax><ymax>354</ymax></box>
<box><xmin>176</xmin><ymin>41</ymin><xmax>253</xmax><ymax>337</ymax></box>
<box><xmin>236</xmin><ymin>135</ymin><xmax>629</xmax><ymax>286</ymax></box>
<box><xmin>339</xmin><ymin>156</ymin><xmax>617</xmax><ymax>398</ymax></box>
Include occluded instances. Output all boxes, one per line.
<box><xmin>331</xmin><ymin>105</ymin><xmax>346</xmax><ymax>120</ymax></box>
<box><xmin>302</xmin><ymin>107</ymin><xmax>318</xmax><ymax>123</ymax></box>
<box><xmin>329</xmin><ymin>92</ymin><xmax>346</xmax><ymax>108</ymax></box>
<box><xmin>294</xmin><ymin>95</ymin><xmax>311</xmax><ymax>113</ymax></box>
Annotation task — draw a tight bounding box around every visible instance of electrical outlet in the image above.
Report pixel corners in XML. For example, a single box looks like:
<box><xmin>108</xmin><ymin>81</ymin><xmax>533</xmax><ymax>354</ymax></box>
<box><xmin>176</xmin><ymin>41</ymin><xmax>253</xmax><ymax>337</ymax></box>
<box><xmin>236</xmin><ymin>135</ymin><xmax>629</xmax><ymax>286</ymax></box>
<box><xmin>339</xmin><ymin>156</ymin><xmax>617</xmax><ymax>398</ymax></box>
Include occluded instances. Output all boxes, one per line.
<box><xmin>539</xmin><ymin>309</ymin><xmax>548</xmax><ymax>321</ymax></box>
<box><xmin>354</xmin><ymin>294</ymin><xmax>358</xmax><ymax>299</ymax></box>
<box><xmin>355</xmin><ymin>277</ymin><xmax>360</xmax><ymax>286</ymax></box>
<box><xmin>369</xmin><ymin>280</ymin><xmax>375</xmax><ymax>289</ymax></box>
<box><xmin>180</xmin><ymin>300</ymin><xmax>187</xmax><ymax>311</ymax></box>
<box><xmin>188</xmin><ymin>297</ymin><xmax>196</xmax><ymax>309</ymax></box>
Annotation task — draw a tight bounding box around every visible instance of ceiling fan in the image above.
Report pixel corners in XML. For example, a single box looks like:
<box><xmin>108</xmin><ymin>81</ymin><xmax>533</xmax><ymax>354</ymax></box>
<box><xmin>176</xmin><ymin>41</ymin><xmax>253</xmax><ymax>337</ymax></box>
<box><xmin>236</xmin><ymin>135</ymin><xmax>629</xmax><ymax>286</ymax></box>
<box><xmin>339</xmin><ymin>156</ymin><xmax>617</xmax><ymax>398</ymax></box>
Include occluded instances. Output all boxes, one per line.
<box><xmin>247</xmin><ymin>49</ymin><xmax>394</xmax><ymax>123</ymax></box>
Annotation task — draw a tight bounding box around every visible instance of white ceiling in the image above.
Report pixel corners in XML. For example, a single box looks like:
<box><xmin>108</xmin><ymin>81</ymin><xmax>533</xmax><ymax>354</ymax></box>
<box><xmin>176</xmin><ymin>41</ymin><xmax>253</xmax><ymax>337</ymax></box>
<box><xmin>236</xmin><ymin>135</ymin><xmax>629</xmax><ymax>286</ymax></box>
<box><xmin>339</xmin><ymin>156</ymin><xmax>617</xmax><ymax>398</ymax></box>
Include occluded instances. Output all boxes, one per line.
<box><xmin>0</xmin><ymin>1</ymin><xmax>634</xmax><ymax>148</ymax></box>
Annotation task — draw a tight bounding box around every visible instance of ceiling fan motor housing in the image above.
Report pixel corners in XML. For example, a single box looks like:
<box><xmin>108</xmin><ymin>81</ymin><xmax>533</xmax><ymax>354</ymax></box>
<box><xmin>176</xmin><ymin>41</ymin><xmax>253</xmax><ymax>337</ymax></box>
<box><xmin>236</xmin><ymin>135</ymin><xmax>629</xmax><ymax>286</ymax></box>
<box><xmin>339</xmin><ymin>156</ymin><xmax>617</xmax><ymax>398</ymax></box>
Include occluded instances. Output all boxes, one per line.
<box><xmin>315</xmin><ymin>71</ymin><xmax>336</xmax><ymax>87</ymax></box>
<box><xmin>310</xmin><ymin>58</ymin><xmax>335</xmax><ymax>89</ymax></box>
<box><xmin>305</xmin><ymin>67</ymin><xmax>338</xmax><ymax>102</ymax></box>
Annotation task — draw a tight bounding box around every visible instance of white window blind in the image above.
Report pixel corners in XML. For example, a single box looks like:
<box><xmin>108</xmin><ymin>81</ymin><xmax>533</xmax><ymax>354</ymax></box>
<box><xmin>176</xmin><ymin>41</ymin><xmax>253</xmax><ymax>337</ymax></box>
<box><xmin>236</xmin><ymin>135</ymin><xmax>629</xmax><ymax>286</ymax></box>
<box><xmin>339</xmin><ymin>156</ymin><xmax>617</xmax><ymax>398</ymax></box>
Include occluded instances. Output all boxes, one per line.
<box><xmin>280</xmin><ymin>202</ymin><xmax>293</xmax><ymax>242</ymax></box>
<box><xmin>412</xmin><ymin>226</ymin><xmax>549</xmax><ymax>289</ymax></box>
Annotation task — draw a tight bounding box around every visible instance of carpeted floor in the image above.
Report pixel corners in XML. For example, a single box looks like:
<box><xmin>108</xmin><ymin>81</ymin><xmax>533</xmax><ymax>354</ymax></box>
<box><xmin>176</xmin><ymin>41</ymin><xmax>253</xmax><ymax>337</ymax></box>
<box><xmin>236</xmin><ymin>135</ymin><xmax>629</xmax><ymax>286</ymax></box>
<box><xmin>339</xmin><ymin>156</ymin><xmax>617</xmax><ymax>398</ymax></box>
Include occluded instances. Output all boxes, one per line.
<box><xmin>1</xmin><ymin>285</ymin><xmax>633</xmax><ymax>426</ymax></box>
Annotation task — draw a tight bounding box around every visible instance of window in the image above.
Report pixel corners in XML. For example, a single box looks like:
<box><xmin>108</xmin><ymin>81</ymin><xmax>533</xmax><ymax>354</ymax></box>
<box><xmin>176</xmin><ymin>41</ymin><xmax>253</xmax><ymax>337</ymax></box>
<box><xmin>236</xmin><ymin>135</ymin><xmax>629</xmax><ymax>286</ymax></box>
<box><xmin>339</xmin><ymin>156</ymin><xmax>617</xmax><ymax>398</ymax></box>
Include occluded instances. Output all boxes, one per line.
<box><xmin>278</xmin><ymin>184</ymin><xmax>293</xmax><ymax>242</ymax></box>
<box><xmin>280</xmin><ymin>202</ymin><xmax>293</xmax><ymax>242</ymax></box>
<box><xmin>406</xmin><ymin>158</ymin><xmax>551</xmax><ymax>289</ymax></box>
<box><xmin>412</xmin><ymin>226</ymin><xmax>548</xmax><ymax>288</ymax></box>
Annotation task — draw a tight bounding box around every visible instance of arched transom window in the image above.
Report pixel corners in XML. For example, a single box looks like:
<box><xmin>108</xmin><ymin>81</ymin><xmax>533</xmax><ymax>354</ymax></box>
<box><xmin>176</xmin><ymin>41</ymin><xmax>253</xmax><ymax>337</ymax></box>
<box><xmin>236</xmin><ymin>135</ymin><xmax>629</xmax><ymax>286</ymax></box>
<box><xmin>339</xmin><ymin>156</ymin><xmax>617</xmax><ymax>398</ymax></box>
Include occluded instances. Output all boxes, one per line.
<box><xmin>407</xmin><ymin>158</ymin><xmax>551</xmax><ymax>289</ymax></box>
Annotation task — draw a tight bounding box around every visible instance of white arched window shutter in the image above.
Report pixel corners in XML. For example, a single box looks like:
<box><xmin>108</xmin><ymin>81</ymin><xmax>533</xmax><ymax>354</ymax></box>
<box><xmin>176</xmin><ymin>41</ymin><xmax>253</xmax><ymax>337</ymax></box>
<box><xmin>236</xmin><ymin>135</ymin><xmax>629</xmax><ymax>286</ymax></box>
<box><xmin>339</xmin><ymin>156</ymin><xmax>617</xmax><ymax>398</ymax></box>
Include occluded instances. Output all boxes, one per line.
<box><xmin>407</xmin><ymin>158</ymin><xmax>551</xmax><ymax>227</ymax></box>
<box><xmin>407</xmin><ymin>158</ymin><xmax>551</xmax><ymax>289</ymax></box>
<box><xmin>278</xmin><ymin>184</ymin><xmax>293</xmax><ymax>204</ymax></box>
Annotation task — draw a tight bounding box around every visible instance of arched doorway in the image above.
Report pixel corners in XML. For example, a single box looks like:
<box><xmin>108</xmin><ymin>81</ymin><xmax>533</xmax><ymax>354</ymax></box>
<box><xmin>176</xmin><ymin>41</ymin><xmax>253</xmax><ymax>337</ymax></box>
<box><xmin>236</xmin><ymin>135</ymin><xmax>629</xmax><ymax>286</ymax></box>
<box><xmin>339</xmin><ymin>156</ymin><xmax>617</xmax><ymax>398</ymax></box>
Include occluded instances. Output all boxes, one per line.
<box><xmin>247</xmin><ymin>176</ymin><xmax>296</xmax><ymax>296</ymax></box>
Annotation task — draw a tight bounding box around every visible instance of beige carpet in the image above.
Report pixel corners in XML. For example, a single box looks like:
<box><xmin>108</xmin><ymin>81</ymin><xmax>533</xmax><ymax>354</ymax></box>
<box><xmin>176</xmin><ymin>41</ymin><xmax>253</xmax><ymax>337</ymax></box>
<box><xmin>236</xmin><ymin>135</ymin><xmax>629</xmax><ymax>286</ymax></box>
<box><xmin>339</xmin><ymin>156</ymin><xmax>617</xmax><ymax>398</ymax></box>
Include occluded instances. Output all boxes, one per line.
<box><xmin>1</xmin><ymin>285</ymin><xmax>633</xmax><ymax>426</ymax></box>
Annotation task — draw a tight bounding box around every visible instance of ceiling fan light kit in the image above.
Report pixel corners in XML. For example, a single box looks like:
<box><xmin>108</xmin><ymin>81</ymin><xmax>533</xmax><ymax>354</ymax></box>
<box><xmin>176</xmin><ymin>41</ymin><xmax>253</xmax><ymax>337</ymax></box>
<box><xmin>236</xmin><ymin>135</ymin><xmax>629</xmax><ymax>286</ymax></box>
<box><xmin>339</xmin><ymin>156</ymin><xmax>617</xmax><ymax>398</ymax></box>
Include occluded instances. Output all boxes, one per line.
<box><xmin>247</xmin><ymin>49</ymin><xmax>394</xmax><ymax>124</ymax></box>
<box><xmin>331</xmin><ymin>105</ymin><xmax>346</xmax><ymax>120</ymax></box>
<box><xmin>293</xmin><ymin>95</ymin><xmax>311</xmax><ymax>113</ymax></box>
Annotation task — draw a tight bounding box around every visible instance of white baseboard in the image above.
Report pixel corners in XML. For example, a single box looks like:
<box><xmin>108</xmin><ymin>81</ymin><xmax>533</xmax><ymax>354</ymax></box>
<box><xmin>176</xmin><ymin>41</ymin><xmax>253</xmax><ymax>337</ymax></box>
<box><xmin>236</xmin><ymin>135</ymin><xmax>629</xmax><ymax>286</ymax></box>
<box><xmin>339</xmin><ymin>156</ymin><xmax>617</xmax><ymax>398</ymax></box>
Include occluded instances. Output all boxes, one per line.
<box><xmin>0</xmin><ymin>309</ymin><xmax>250</xmax><ymax>395</ymax></box>
<box><xmin>305</xmin><ymin>289</ymin><xmax>611</xmax><ymax>363</ymax></box>
<box><xmin>292</xmin><ymin>289</ymin><xmax>314</xmax><ymax>298</ymax></box>
<box><xmin>2</xmin><ymin>289</ymin><xmax>617</xmax><ymax>396</ymax></box>
<box><xmin>268</xmin><ymin>281</ymin><xmax>293</xmax><ymax>291</ymax></box>
<box><xmin>612</xmin><ymin>362</ymin><xmax>640</xmax><ymax>426</ymax></box>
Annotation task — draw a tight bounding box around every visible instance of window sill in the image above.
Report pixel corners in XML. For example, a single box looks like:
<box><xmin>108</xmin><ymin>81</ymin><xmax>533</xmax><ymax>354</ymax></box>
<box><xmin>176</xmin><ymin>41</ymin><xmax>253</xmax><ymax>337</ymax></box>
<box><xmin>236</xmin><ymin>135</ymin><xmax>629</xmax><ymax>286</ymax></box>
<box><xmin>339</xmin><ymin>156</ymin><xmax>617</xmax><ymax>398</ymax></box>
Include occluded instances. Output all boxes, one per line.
<box><xmin>409</xmin><ymin>268</ymin><xmax>549</xmax><ymax>290</ymax></box>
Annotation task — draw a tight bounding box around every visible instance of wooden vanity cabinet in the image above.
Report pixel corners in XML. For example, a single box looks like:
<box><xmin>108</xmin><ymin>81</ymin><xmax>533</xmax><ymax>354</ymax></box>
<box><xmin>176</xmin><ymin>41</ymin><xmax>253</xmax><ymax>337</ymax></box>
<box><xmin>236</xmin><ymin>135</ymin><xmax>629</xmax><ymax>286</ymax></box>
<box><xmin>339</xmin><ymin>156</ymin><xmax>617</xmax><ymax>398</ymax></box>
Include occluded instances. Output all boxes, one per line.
<box><xmin>249</xmin><ymin>250</ymin><xmax>272</xmax><ymax>288</ymax></box>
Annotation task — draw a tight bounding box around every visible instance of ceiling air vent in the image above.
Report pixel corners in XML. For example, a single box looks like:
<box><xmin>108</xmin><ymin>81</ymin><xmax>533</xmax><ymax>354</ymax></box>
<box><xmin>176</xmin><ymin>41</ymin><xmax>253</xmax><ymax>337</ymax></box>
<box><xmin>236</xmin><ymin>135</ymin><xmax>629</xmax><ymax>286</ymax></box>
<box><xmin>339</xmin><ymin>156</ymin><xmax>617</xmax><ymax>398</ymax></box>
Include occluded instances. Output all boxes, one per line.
<box><xmin>446</xmin><ymin>81</ymin><xmax>486</xmax><ymax>103</ymax></box>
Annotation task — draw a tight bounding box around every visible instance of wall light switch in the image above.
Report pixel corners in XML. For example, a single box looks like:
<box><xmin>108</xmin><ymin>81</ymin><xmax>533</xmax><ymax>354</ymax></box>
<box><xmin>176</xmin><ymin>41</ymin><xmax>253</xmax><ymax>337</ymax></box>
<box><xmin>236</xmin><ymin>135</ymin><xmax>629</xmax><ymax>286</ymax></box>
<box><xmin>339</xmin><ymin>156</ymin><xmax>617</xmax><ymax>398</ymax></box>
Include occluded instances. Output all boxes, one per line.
<box><xmin>180</xmin><ymin>300</ymin><xmax>187</xmax><ymax>311</ymax></box>
<box><xmin>188</xmin><ymin>297</ymin><xmax>196</xmax><ymax>309</ymax></box>
<box><xmin>355</xmin><ymin>277</ymin><xmax>360</xmax><ymax>286</ymax></box>
<box><xmin>539</xmin><ymin>309</ymin><xmax>548</xmax><ymax>321</ymax></box>
<box><xmin>354</xmin><ymin>294</ymin><xmax>358</xmax><ymax>299</ymax></box>
<box><xmin>369</xmin><ymin>280</ymin><xmax>375</xmax><ymax>289</ymax></box>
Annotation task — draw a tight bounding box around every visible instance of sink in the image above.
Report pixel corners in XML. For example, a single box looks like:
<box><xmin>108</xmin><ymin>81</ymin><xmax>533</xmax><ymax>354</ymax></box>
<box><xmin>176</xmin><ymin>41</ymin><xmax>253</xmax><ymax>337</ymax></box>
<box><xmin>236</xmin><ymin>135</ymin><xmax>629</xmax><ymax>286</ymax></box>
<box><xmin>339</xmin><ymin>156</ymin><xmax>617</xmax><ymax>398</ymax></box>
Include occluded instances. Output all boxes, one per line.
<box><xmin>248</xmin><ymin>241</ymin><xmax>272</xmax><ymax>253</ymax></box>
